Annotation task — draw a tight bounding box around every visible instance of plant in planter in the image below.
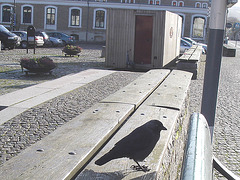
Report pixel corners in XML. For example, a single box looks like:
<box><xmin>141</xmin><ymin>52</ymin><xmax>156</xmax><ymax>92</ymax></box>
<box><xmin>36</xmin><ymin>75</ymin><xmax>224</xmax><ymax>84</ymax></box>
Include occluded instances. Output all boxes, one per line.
<box><xmin>20</xmin><ymin>56</ymin><xmax>56</xmax><ymax>74</ymax></box>
<box><xmin>62</xmin><ymin>45</ymin><xmax>82</xmax><ymax>57</ymax></box>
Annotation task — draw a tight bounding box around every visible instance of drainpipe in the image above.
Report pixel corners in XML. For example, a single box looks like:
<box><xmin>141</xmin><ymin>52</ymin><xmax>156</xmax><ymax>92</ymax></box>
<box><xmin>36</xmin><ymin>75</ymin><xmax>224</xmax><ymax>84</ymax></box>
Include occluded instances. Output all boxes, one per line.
<box><xmin>86</xmin><ymin>0</ymin><xmax>89</xmax><ymax>42</ymax></box>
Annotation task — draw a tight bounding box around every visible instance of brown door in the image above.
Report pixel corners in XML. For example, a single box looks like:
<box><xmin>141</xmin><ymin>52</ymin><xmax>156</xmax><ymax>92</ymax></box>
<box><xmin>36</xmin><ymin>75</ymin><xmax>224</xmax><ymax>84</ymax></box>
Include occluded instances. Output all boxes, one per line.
<box><xmin>134</xmin><ymin>15</ymin><xmax>153</xmax><ymax>64</ymax></box>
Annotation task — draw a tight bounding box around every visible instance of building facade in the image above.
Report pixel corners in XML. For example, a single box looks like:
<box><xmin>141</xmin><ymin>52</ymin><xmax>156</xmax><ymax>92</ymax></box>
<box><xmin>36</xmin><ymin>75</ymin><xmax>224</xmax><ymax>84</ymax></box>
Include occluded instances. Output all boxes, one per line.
<box><xmin>0</xmin><ymin>0</ymin><xmax>210</xmax><ymax>43</ymax></box>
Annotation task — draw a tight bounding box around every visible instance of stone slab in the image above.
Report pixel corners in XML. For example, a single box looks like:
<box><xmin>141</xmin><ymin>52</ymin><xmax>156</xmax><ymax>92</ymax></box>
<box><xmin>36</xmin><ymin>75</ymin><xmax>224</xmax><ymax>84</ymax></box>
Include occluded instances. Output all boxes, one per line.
<box><xmin>0</xmin><ymin>106</ymin><xmax>27</xmax><ymax>125</ymax></box>
<box><xmin>0</xmin><ymin>69</ymin><xmax>115</xmax><ymax>107</ymax></box>
<box><xmin>177</xmin><ymin>61</ymin><xmax>199</xmax><ymax>69</ymax></box>
<box><xmin>0</xmin><ymin>103</ymin><xmax>135</xmax><ymax>180</ymax></box>
<box><xmin>144</xmin><ymin>70</ymin><xmax>192</xmax><ymax>110</ymax></box>
<box><xmin>0</xmin><ymin>86</ymin><xmax>53</xmax><ymax>107</ymax></box>
<box><xmin>101</xmin><ymin>69</ymin><xmax>170</xmax><ymax>107</ymax></box>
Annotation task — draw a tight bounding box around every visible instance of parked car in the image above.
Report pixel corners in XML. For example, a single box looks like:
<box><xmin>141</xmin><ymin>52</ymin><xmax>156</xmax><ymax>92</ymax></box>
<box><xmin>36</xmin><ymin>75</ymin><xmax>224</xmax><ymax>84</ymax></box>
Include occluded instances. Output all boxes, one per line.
<box><xmin>0</xmin><ymin>25</ymin><xmax>21</xmax><ymax>50</ymax></box>
<box><xmin>47</xmin><ymin>32</ymin><xmax>75</xmax><ymax>45</ymax></box>
<box><xmin>182</xmin><ymin>37</ymin><xmax>207</xmax><ymax>54</ymax></box>
<box><xmin>49</xmin><ymin>37</ymin><xmax>63</xmax><ymax>47</ymax></box>
<box><xmin>35</xmin><ymin>31</ymin><xmax>51</xmax><ymax>47</ymax></box>
<box><xmin>12</xmin><ymin>31</ymin><xmax>44</xmax><ymax>49</ymax></box>
<box><xmin>180</xmin><ymin>38</ymin><xmax>192</xmax><ymax>54</ymax></box>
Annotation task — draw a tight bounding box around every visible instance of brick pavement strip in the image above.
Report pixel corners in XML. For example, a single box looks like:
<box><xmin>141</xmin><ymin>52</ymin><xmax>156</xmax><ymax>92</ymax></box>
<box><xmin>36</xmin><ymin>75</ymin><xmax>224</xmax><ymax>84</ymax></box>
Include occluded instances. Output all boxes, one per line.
<box><xmin>0</xmin><ymin>45</ymin><xmax>240</xmax><ymax>179</ymax></box>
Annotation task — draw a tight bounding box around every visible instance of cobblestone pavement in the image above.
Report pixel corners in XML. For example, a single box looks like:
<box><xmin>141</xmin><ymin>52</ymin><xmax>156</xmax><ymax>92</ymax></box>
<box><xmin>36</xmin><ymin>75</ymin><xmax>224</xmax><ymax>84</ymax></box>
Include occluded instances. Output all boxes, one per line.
<box><xmin>0</xmin><ymin>44</ymin><xmax>240</xmax><ymax>179</ymax></box>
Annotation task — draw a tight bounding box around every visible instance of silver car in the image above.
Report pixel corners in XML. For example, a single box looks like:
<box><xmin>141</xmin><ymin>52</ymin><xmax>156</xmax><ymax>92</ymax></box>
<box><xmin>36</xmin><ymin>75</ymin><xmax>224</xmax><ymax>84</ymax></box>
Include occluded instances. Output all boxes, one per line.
<box><xmin>12</xmin><ymin>31</ymin><xmax>44</xmax><ymax>48</ymax></box>
<box><xmin>180</xmin><ymin>38</ymin><xmax>192</xmax><ymax>54</ymax></box>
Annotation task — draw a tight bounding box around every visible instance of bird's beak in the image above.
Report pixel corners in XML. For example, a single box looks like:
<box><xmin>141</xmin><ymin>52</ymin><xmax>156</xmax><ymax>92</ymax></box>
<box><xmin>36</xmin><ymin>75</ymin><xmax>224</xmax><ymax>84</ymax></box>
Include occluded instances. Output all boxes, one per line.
<box><xmin>162</xmin><ymin>126</ymin><xmax>167</xmax><ymax>130</ymax></box>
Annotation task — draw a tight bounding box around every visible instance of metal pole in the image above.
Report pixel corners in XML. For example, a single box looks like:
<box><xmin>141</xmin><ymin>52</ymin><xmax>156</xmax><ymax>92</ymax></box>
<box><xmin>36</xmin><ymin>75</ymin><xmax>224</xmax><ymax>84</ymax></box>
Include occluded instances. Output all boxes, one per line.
<box><xmin>201</xmin><ymin>0</ymin><xmax>227</xmax><ymax>140</ymax></box>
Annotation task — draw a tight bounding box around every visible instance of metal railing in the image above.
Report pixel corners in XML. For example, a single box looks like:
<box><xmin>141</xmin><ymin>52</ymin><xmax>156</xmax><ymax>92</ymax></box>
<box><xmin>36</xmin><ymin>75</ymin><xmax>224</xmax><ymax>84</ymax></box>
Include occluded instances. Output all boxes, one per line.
<box><xmin>181</xmin><ymin>113</ymin><xmax>240</xmax><ymax>180</ymax></box>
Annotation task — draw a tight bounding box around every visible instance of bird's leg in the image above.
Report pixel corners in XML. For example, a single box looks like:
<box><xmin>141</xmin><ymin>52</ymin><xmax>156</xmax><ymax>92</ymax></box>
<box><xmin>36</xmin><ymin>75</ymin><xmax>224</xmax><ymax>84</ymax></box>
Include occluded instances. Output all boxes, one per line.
<box><xmin>131</xmin><ymin>160</ymin><xmax>150</xmax><ymax>172</ymax></box>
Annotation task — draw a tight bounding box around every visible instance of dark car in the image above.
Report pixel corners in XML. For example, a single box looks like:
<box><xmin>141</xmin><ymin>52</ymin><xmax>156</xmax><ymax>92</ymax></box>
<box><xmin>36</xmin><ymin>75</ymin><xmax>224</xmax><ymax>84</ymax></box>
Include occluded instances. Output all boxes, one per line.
<box><xmin>35</xmin><ymin>31</ymin><xmax>51</xmax><ymax>47</ymax></box>
<box><xmin>47</xmin><ymin>32</ymin><xmax>75</xmax><ymax>45</ymax></box>
<box><xmin>0</xmin><ymin>25</ymin><xmax>21</xmax><ymax>50</ymax></box>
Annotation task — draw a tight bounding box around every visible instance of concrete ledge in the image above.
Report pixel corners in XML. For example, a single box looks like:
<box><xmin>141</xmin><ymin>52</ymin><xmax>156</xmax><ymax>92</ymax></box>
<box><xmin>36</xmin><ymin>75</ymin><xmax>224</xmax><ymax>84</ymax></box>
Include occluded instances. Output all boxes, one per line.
<box><xmin>77</xmin><ymin>70</ymin><xmax>192</xmax><ymax>179</ymax></box>
<box><xmin>223</xmin><ymin>44</ymin><xmax>236</xmax><ymax>57</ymax></box>
<box><xmin>177</xmin><ymin>45</ymin><xmax>202</xmax><ymax>79</ymax></box>
<box><xmin>101</xmin><ymin>69</ymin><xmax>170</xmax><ymax>107</ymax></box>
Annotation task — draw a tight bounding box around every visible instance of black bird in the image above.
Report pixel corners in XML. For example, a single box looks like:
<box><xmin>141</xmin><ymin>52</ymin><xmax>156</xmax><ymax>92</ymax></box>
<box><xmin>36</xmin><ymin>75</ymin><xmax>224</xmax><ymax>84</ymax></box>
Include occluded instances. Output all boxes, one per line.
<box><xmin>95</xmin><ymin>120</ymin><xmax>167</xmax><ymax>172</ymax></box>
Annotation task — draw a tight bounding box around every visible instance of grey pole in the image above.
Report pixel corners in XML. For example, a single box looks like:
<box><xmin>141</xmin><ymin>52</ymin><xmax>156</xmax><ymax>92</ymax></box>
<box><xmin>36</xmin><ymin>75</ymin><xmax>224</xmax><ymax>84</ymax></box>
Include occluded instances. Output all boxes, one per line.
<box><xmin>201</xmin><ymin>0</ymin><xmax>227</xmax><ymax>139</ymax></box>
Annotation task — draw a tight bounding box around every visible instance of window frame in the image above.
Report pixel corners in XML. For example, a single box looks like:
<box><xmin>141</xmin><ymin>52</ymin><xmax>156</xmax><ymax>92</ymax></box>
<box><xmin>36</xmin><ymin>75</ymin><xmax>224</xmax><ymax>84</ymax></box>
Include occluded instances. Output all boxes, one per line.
<box><xmin>44</xmin><ymin>5</ymin><xmax>57</xmax><ymax>30</ymax></box>
<box><xmin>1</xmin><ymin>4</ymin><xmax>13</xmax><ymax>24</ymax></box>
<box><xmin>148</xmin><ymin>0</ymin><xmax>161</xmax><ymax>5</ymax></box>
<box><xmin>68</xmin><ymin>7</ymin><xmax>82</xmax><ymax>28</ymax></box>
<box><xmin>195</xmin><ymin>2</ymin><xmax>201</xmax><ymax>8</ymax></box>
<box><xmin>93</xmin><ymin>8</ymin><xmax>107</xmax><ymax>30</ymax></box>
<box><xmin>202</xmin><ymin>3</ymin><xmax>208</xmax><ymax>8</ymax></box>
<box><xmin>155</xmin><ymin>0</ymin><xmax>161</xmax><ymax>5</ymax></box>
<box><xmin>191</xmin><ymin>15</ymin><xmax>207</xmax><ymax>40</ymax></box>
<box><xmin>95</xmin><ymin>0</ymin><xmax>107</xmax><ymax>2</ymax></box>
<box><xmin>172</xmin><ymin>1</ymin><xmax>177</xmax><ymax>6</ymax></box>
<box><xmin>21</xmin><ymin>5</ymin><xmax>33</xmax><ymax>25</ymax></box>
<box><xmin>178</xmin><ymin>1</ymin><xmax>184</xmax><ymax>7</ymax></box>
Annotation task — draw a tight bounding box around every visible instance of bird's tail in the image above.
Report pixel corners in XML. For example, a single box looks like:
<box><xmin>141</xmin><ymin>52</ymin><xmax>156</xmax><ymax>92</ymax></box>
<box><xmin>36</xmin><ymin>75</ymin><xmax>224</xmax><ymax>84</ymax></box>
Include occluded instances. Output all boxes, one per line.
<box><xmin>95</xmin><ymin>151</ymin><xmax>115</xmax><ymax>166</ymax></box>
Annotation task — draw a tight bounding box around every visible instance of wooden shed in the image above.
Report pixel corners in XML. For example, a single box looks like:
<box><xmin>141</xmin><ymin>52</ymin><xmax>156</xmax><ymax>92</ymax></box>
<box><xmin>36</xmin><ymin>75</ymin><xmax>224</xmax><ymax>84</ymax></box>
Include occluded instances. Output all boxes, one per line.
<box><xmin>105</xmin><ymin>9</ymin><xmax>182</xmax><ymax>69</ymax></box>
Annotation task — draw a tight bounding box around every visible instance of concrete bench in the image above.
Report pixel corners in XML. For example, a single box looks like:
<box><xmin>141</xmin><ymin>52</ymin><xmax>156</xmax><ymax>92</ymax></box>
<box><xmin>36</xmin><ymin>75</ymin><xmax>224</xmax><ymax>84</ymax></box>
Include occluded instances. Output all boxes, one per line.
<box><xmin>77</xmin><ymin>70</ymin><xmax>192</xmax><ymax>180</ymax></box>
<box><xmin>177</xmin><ymin>45</ymin><xmax>202</xmax><ymax>79</ymax></box>
<box><xmin>0</xmin><ymin>69</ymin><xmax>175</xmax><ymax>180</ymax></box>
<box><xmin>223</xmin><ymin>44</ymin><xmax>236</xmax><ymax>57</ymax></box>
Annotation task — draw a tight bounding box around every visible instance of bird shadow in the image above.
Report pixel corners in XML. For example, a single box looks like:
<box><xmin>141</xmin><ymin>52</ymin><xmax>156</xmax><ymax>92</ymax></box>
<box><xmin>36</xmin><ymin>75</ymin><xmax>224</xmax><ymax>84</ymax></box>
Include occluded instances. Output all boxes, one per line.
<box><xmin>76</xmin><ymin>168</ymin><xmax>156</xmax><ymax>180</ymax></box>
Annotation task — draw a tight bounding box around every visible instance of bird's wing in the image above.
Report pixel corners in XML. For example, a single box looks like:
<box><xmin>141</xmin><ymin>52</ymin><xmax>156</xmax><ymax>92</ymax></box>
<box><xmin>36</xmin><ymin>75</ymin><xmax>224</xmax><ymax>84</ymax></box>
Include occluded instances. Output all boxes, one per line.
<box><xmin>114</xmin><ymin>127</ymin><xmax>155</xmax><ymax>153</ymax></box>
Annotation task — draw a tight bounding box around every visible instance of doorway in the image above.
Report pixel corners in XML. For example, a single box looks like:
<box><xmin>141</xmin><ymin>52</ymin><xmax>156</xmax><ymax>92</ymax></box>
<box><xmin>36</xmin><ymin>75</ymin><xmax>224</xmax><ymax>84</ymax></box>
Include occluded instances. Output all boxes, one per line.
<box><xmin>134</xmin><ymin>15</ymin><xmax>153</xmax><ymax>64</ymax></box>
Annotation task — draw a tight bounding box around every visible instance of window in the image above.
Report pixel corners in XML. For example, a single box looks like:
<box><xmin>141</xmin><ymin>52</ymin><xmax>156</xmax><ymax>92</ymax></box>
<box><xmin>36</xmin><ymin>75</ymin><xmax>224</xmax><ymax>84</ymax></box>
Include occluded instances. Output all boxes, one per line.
<box><xmin>69</xmin><ymin>7</ymin><xmax>82</xmax><ymax>27</ymax></box>
<box><xmin>178</xmin><ymin>1</ymin><xmax>184</xmax><ymax>7</ymax></box>
<box><xmin>172</xmin><ymin>1</ymin><xmax>177</xmax><ymax>6</ymax></box>
<box><xmin>46</xmin><ymin>7</ymin><xmax>56</xmax><ymax>25</ymax></box>
<box><xmin>71</xmin><ymin>9</ymin><xmax>80</xmax><ymax>26</ymax></box>
<box><xmin>149</xmin><ymin>0</ymin><xmax>161</xmax><ymax>5</ymax></box>
<box><xmin>22</xmin><ymin>5</ymin><xmax>33</xmax><ymax>24</ymax></box>
<box><xmin>149</xmin><ymin>0</ymin><xmax>154</xmax><ymax>4</ymax></box>
<box><xmin>202</xmin><ymin>3</ymin><xmax>208</xmax><ymax>8</ymax></box>
<box><xmin>192</xmin><ymin>16</ymin><xmax>206</xmax><ymax>38</ymax></box>
<box><xmin>195</xmin><ymin>2</ymin><xmax>201</xmax><ymax>8</ymax></box>
<box><xmin>2</xmin><ymin>5</ymin><xmax>12</xmax><ymax>23</ymax></box>
<box><xmin>44</xmin><ymin>6</ymin><xmax>57</xmax><ymax>30</ymax></box>
<box><xmin>156</xmin><ymin>0</ymin><xmax>160</xmax><ymax>5</ymax></box>
<box><xmin>93</xmin><ymin>9</ymin><xmax>106</xmax><ymax>29</ymax></box>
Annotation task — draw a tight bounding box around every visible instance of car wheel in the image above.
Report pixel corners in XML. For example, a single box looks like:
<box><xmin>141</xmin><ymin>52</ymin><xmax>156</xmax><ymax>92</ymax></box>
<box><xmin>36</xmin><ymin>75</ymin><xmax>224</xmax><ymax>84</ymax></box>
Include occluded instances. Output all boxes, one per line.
<box><xmin>1</xmin><ymin>42</ymin><xmax>5</xmax><ymax>50</ymax></box>
<box><xmin>9</xmin><ymin>45</ymin><xmax>15</xmax><ymax>50</ymax></box>
<box><xmin>50</xmin><ymin>41</ymin><xmax>54</xmax><ymax>47</ymax></box>
<box><xmin>21</xmin><ymin>41</ymin><xmax>28</xmax><ymax>49</ymax></box>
